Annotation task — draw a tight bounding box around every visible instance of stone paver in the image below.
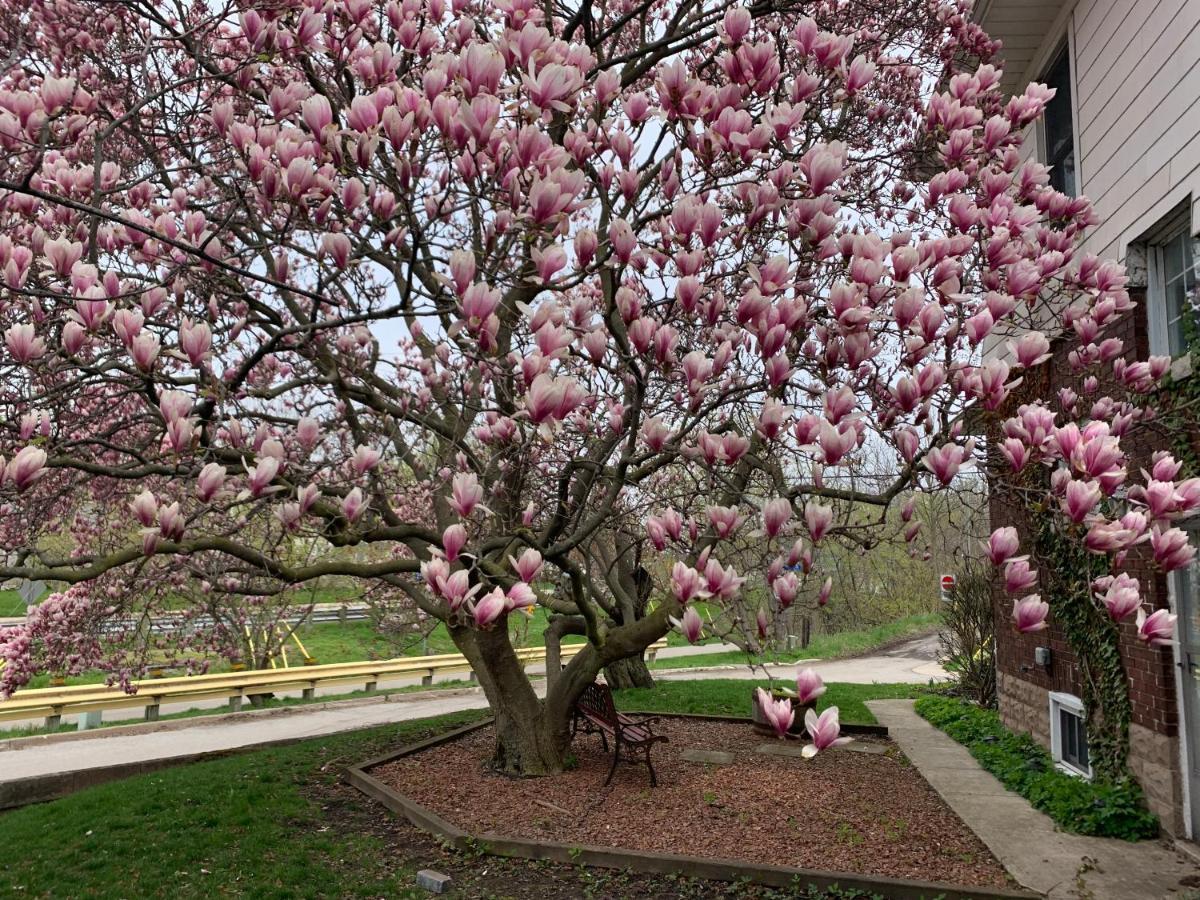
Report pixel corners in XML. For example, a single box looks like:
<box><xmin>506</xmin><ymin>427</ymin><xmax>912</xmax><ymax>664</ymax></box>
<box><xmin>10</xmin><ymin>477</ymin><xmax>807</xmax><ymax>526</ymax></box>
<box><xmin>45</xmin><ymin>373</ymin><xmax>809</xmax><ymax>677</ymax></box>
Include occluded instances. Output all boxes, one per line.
<box><xmin>679</xmin><ymin>749</ymin><xmax>734</xmax><ymax>765</ymax></box>
<box><xmin>867</xmin><ymin>699</ymin><xmax>1200</xmax><ymax>900</ymax></box>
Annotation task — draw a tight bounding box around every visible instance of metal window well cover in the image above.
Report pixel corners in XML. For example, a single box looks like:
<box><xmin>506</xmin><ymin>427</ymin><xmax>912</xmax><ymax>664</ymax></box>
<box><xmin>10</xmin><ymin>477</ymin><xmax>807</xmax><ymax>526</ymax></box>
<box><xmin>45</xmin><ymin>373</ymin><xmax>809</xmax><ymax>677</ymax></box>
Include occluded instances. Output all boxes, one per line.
<box><xmin>344</xmin><ymin>714</ymin><xmax>1039</xmax><ymax>900</ymax></box>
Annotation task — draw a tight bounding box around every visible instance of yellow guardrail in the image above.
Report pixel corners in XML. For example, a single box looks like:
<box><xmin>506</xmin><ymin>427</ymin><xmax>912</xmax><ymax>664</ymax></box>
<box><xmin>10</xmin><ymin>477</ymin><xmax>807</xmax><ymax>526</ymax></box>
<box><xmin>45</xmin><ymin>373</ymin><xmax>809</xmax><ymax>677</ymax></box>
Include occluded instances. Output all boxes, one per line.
<box><xmin>0</xmin><ymin>640</ymin><xmax>668</xmax><ymax>729</ymax></box>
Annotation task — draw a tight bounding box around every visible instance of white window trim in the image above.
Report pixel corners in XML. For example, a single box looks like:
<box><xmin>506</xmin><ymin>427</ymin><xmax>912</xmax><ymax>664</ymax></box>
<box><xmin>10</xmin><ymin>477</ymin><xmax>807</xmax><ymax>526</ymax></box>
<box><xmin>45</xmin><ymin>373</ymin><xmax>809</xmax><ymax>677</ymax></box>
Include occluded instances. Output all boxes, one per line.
<box><xmin>1049</xmin><ymin>691</ymin><xmax>1092</xmax><ymax>779</ymax></box>
<box><xmin>1144</xmin><ymin>204</ymin><xmax>1195</xmax><ymax>362</ymax></box>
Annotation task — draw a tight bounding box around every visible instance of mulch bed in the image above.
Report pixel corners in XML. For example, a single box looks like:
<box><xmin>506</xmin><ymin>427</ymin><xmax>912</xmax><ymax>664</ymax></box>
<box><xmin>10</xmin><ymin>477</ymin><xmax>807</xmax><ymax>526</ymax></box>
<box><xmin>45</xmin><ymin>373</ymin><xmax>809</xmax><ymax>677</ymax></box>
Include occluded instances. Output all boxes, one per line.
<box><xmin>370</xmin><ymin>717</ymin><xmax>1010</xmax><ymax>888</ymax></box>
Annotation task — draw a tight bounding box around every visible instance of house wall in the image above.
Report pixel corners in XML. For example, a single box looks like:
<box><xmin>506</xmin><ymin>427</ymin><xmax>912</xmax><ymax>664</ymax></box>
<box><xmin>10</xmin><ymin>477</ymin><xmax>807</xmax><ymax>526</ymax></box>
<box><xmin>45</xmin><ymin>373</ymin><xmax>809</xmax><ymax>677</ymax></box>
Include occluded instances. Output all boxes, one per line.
<box><xmin>999</xmin><ymin>0</ymin><xmax>1200</xmax><ymax>258</ymax></box>
<box><xmin>980</xmin><ymin>0</ymin><xmax>1200</xmax><ymax>837</ymax></box>
<box><xmin>987</xmin><ymin>295</ymin><xmax>1187</xmax><ymax>834</ymax></box>
<box><xmin>1070</xmin><ymin>0</ymin><xmax>1200</xmax><ymax>259</ymax></box>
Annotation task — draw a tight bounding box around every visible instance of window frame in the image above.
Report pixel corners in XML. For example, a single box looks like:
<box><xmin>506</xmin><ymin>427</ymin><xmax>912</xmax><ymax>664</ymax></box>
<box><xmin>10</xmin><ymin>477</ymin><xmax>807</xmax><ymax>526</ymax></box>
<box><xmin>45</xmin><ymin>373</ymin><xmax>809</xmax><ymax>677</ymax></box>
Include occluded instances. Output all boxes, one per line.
<box><xmin>1038</xmin><ymin>45</ymin><xmax>1077</xmax><ymax>198</ymax></box>
<box><xmin>1048</xmin><ymin>691</ymin><xmax>1092</xmax><ymax>779</ymax></box>
<box><xmin>1145</xmin><ymin>205</ymin><xmax>1197</xmax><ymax>360</ymax></box>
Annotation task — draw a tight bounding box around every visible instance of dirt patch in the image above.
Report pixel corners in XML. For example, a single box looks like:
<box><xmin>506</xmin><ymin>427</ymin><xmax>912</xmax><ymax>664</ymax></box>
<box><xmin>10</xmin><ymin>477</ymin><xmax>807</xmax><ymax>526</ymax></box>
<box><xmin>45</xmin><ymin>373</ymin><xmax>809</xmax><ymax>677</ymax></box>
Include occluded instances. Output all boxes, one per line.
<box><xmin>370</xmin><ymin>718</ymin><xmax>1010</xmax><ymax>888</ymax></box>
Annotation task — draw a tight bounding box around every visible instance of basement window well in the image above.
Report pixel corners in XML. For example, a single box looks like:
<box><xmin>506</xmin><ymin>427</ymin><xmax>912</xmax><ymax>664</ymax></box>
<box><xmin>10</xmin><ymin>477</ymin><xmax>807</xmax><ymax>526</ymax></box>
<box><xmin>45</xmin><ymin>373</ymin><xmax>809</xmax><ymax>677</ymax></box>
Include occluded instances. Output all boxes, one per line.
<box><xmin>1049</xmin><ymin>692</ymin><xmax>1091</xmax><ymax>778</ymax></box>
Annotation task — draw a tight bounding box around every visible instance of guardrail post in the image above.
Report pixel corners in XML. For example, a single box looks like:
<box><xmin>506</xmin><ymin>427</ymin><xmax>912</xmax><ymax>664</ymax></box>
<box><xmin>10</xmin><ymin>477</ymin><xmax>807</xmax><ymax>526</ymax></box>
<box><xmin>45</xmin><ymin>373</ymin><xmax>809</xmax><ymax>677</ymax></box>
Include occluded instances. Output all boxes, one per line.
<box><xmin>45</xmin><ymin>708</ymin><xmax>62</xmax><ymax>730</ymax></box>
<box><xmin>364</xmin><ymin>679</ymin><xmax>377</xmax><ymax>694</ymax></box>
<box><xmin>421</xmin><ymin>669</ymin><xmax>434</xmax><ymax>687</ymax></box>
<box><xmin>302</xmin><ymin>683</ymin><xmax>315</xmax><ymax>700</ymax></box>
<box><xmin>228</xmin><ymin>694</ymin><xmax>243</xmax><ymax>712</ymax></box>
<box><xmin>648</xmin><ymin>647</ymin><xmax>659</xmax><ymax>664</ymax></box>
<box><xmin>468</xmin><ymin>670</ymin><xmax>477</xmax><ymax>683</ymax></box>
<box><xmin>78</xmin><ymin>710</ymin><xmax>102</xmax><ymax>731</ymax></box>
<box><xmin>145</xmin><ymin>702</ymin><xmax>160</xmax><ymax>722</ymax></box>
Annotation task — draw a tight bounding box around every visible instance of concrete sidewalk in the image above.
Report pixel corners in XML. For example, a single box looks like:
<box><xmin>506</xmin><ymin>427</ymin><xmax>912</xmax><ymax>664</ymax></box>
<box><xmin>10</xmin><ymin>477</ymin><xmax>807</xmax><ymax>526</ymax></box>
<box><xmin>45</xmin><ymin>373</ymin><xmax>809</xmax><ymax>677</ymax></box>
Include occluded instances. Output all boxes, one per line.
<box><xmin>867</xmin><ymin>699</ymin><xmax>1200</xmax><ymax>899</ymax></box>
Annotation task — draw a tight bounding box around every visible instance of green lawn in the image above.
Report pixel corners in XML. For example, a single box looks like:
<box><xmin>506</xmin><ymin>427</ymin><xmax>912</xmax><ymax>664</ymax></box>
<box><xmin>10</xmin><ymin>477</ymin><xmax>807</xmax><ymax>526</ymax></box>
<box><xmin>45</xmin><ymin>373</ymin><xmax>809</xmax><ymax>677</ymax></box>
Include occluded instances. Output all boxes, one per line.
<box><xmin>0</xmin><ymin>711</ymin><xmax>488</xmax><ymax>900</ymax></box>
<box><xmin>614</xmin><ymin>678</ymin><xmax>929</xmax><ymax>724</ymax></box>
<box><xmin>0</xmin><ymin>589</ymin><xmax>25</xmax><ymax>617</ymax></box>
<box><xmin>0</xmin><ymin>681</ymin><xmax>923</xmax><ymax>898</ymax></box>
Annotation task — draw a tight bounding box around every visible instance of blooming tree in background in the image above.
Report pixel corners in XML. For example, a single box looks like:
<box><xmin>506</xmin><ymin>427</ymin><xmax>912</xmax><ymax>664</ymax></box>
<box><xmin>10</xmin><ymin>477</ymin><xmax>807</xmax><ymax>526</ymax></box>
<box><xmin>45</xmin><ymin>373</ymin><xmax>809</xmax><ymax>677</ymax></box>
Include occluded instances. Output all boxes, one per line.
<box><xmin>0</xmin><ymin>0</ymin><xmax>1189</xmax><ymax>775</ymax></box>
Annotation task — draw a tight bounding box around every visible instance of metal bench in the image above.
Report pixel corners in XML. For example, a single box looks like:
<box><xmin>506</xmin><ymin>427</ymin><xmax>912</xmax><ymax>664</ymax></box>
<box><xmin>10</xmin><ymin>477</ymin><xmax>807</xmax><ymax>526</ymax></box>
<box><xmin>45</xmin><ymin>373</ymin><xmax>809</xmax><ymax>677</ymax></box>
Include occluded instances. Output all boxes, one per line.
<box><xmin>572</xmin><ymin>681</ymin><xmax>668</xmax><ymax>786</ymax></box>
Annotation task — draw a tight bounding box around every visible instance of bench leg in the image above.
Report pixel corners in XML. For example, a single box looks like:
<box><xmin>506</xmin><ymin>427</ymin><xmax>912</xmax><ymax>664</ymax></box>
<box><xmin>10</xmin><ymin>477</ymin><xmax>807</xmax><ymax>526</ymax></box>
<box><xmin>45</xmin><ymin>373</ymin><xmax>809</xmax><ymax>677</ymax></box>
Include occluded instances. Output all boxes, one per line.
<box><xmin>645</xmin><ymin>745</ymin><xmax>658</xmax><ymax>788</ymax></box>
<box><xmin>605</xmin><ymin>735</ymin><xmax>621</xmax><ymax>786</ymax></box>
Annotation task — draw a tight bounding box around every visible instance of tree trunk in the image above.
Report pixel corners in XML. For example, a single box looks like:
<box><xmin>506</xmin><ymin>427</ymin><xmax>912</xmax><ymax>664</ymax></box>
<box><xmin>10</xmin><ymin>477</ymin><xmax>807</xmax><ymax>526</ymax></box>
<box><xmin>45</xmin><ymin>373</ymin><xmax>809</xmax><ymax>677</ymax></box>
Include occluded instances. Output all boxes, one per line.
<box><xmin>603</xmin><ymin>652</ymin><xmax>655</xmax><ymax>689</ymax></box>
<box><xmin>450</xmin><ymin>622</ymin><xmax>584</xmax><ymax>775</ymax></box>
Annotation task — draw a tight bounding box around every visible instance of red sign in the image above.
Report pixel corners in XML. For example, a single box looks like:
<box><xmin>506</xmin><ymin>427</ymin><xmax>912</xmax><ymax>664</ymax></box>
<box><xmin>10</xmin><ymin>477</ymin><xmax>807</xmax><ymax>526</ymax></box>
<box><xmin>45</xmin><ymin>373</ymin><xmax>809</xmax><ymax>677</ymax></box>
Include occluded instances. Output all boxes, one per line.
<box><xmin>940</xmin><ymin>574</ymin><xmax>956</xmax><ymax>589</ymax></box>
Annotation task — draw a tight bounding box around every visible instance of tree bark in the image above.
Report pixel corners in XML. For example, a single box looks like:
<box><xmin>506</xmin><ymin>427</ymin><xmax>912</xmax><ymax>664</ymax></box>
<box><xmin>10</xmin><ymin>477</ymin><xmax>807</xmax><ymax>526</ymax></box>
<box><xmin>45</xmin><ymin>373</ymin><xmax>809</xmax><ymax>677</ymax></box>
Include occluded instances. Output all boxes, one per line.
<box><xmin>603</xmin><ymin>652</ymin><xmax>655</xmax><ymax>689</ymax></box>
<box><xmin>450</xmin><ymin>622</ymin><xmax>587</xmax><ymax>775</ymax></box>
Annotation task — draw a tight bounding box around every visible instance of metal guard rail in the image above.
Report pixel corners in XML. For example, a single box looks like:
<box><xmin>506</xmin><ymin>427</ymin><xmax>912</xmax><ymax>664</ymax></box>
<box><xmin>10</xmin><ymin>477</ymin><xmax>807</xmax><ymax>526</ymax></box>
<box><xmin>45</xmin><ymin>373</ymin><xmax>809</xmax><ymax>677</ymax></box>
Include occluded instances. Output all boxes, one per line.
<box><xmin>0</xmin><ymin>639</ymin><xmax>669</xmax><ymax>729</ymax></box>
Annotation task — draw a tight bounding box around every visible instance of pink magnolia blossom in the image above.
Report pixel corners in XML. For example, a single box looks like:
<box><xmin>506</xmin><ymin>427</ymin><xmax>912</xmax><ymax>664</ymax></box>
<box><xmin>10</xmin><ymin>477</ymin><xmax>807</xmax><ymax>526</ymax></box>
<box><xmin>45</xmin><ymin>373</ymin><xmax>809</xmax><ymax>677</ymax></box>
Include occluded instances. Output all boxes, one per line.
<box><xmin>986</xmin><ymin>527</ymin><xmax>1020</xmax><ymax>566</ymax></box>
<box><xmin>1012</xmin><ymin>595</ymin><xmax>1049</xmax><ymax>633</ymax></box>
<box><xmin>805</xmin><ymin>503</ymin><xmax>833</xmax><ymax>543</ymax></box>
<box><xmin>803</xmin><ymin>707</ymin><xmax>851</xmax><ymax>757</ymax></box>
<box><xmin>179</xmin><ymin>319</ymin><xmax>211</xmax><ymax>366</ymax></box>
<box><xmin>1004</xmin><ymin>558</ymin><xmax>1038</xmax><ymax>595</ymax></box>
<box><xmin>442</xmin><ymin>524</ymin><xmax>467</xmax><ymax>562</ymax></box>
<box><xmin>817</xmin><ymin>576</ymin><xmax>833</xmax><ymax>607</ymax></box>
<box><xmin>795</xmin><ymin>668</ymin><xmax>826</xmax><ymax>705</ymax></box>
<box><xmin>7</xmin><ymin>446</ymin><xmax>46</xmax><ymax>491</ymax></box>
<box><xmin>341</xmin><ymin>487</ymin><xmax>366</xmax><ymax>524</ymax></box>
<box><xmin>130</xmin><ymin>490</ymin><xmax>158</xmax><ymax>527</ymax></box>
<box><xmin>1151</xmin><ymin>527</ymin><xmax>1195</xmax><ymax>572</ymax></box>
<box><xmin>755</xmin><ymin>687</ymin><xmax>794</xmax><ymax>738</ymax></box>
<box><xmin>246</xmin><ymin>457</ymin><xmax>281</xmax><ymax>497</ymax></box>
<box><xmin>670</xmin><ymin>562</ymin><xmax>711</xmax><ymax>604</ymax></box>
<box><xmin>5</xmin><ymin>324</ymin><xmax>45</xmax><ymax>364</ymax></box>
<box><xmin>1136</xmin><ymin>608</ymin><xmax>1176</xmax><ymax>647</ymax></box>
<box><xmin>772</xmin><ymin>572</ymin><xmax>800</xmax><ymax>609</ymax></box>
<box><xmin>671</xmin><ymin>606</ymin><xmax>704</xmax><ymax>644</ymax></box>
<box><xmin>473</xmin><ymin>587</ymin><xmax>507</xmax><ymax>628</ymax></box>
<box><xmin>509</xmin><ymin>548</ymin><xmax>543</xmax><ymax>583</ymax></box>
<box><xmin>351</xmin><ymin>445</ymin><xmax>382</xmax><ymax>476</ymax></box>
<box><xmin>195</xmin><ymin>463</ymin><xmax>226</xmax><ymax>502</ymax></box>
<box><xmin>505</xmin><ymin>582</ymin><xmax>538</xmax><ymax>612</ymax></box>
<box><xmin>451</xmin><ymin>472</ymin><xmax>483</xmax><ymax>518</ymax></box>
<box><xmin>1094</xmin><ymin>573</ymin><xmax>1141</xmax><ymax>621</ymax></box>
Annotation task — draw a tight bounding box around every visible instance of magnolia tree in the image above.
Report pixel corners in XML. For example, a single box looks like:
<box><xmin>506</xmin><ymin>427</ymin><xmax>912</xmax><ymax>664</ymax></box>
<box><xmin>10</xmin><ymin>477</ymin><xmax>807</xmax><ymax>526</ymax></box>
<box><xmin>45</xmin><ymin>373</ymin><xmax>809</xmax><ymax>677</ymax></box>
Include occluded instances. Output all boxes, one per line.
<box><xmin>0</xmin><ymin>0</ymin><xmax>1189</xmax><ymax>776</ymax></box>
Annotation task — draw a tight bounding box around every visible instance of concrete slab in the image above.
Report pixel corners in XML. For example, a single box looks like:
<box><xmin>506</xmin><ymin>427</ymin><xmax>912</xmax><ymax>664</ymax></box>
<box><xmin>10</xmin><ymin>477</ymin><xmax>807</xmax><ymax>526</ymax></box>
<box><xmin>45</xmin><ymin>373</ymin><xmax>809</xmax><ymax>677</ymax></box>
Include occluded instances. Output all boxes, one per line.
<box><xmin>754</xmin><ymin>741</ymin><xmax>808</xmax><ymax>757</ymax></box>
<box><xmin>867</xmin><ymin>699</ymin><xmax>1200</xmax><ymax>900</ymax></box>
<box><xmin>680</xmin><ymin>749</ymin><xmax>735</xmax><ymax>765</ymax></box>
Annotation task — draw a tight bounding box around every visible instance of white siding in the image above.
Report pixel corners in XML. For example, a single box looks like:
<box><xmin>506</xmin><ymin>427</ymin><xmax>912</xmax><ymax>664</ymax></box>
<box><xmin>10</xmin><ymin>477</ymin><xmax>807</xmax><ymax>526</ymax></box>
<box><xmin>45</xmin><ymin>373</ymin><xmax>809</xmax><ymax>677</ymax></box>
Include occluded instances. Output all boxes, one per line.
<box><xmin>983</xmin><ymin>0</ymin><xmax>1200</xmax><ymax>263</ymax></box>
<box><xmin>1071</xmin><ymin>0</ymin><xmax>1200</xmax><ymax>260</ymax></box>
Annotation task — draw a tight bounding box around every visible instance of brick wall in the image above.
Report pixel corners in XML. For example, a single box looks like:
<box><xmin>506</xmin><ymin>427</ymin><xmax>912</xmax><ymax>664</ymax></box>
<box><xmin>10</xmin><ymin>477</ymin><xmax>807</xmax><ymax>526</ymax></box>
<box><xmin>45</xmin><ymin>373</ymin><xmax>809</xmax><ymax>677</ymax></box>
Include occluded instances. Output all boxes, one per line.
<box><xmin>988</xmin><ymin>289</ymin><xmax>1188</xmax><ymax>833</ymax></box>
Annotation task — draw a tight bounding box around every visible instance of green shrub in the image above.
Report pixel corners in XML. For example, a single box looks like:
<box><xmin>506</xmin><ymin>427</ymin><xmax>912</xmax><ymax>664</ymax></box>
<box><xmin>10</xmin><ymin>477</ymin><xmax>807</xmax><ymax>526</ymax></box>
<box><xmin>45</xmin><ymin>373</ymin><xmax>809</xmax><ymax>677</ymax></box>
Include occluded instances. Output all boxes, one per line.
<box><xmin>915</xmin><ymin>695</ymin><xmax>1159</xmax><ymax>841</ymax></box>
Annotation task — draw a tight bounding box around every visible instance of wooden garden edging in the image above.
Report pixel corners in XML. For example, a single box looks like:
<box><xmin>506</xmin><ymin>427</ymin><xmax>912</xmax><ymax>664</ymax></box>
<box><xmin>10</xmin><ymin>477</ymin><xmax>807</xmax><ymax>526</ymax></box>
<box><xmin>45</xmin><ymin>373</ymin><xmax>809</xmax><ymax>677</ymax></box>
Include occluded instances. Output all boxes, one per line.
<box><xmin>344</xmin><ymin>713</ymin><xmax>1041</xmax><ymax>900</ymax></box>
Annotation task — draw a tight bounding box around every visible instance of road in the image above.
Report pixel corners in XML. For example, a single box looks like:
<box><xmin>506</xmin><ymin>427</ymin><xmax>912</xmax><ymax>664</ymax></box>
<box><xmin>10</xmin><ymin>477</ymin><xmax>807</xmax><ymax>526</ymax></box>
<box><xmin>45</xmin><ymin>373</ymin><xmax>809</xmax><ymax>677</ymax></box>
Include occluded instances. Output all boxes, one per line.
<box><xmin>0</xmin><ymin>636</ymin><xmax>945</xmax><ymax>793</ymax></box>
<box><xmin>0</xmin><ymin>633</ymin><xmax>944</xmax><ymax>732</ymax></box>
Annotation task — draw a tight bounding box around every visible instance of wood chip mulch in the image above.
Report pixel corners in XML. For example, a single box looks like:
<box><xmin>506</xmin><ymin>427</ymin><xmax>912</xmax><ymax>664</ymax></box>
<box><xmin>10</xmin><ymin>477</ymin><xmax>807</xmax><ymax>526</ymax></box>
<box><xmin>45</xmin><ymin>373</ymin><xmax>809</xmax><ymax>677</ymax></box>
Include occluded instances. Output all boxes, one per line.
<box><xmin>370</xmin><ymin>718</ymin><xmax>1011</xmax><ymax>888</ymax></box>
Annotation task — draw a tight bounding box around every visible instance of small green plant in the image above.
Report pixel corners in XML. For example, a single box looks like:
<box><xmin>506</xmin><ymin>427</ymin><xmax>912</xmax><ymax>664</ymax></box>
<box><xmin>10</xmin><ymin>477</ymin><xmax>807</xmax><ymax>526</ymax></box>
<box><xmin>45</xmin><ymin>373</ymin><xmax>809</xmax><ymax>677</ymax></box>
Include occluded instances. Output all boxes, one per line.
<box><xmin>833</xmin><ymin>820</ymin><xmax>864</xmax><ymax>845</ymax></box>
<box><xmin>702</xmin><ymin>790</ymin><xmax>719</xmax><ymax>806</ymax></box>
<box><xmin>916</xmin><ymin>696</ymin><xmax>1159</xmax><ymax>840</ymax></box>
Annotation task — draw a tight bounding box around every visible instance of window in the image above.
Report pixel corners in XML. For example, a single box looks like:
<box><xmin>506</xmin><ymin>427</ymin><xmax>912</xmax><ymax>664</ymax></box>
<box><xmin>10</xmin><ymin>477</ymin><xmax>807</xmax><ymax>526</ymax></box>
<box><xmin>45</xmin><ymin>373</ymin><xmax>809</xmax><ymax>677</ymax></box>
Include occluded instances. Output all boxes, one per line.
<box><xmin>1151</xmin><ymin>225</ymin><xmax>1198</xmax><ymax>358</ymax></box>
<box><xmin>1042</xmin><ymin>48</ymin><xmax>1077</xmax><ymax>197</ymax></box>
<box><xmin>1049</xmin><ymin>692</ymin><xmax>1091</xmax><ymax>778</ymax></box>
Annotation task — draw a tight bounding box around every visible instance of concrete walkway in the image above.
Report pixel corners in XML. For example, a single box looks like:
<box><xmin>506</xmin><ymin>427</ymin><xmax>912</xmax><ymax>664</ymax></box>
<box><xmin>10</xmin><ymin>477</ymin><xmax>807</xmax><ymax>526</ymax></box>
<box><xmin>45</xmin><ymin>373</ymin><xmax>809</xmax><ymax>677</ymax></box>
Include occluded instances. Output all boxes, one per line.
<box><xmin>867</xmin><ymin>699</ymin><xmax>1200</xmax><ymax>900</ymax></box>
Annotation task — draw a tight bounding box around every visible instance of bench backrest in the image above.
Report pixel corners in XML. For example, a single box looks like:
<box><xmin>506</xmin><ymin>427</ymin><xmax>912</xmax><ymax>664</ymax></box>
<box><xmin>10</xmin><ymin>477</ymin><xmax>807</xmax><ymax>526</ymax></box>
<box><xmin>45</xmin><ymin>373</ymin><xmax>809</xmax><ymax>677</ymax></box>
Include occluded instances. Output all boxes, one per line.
<box><xmin>576</xmin><ymin>681</ymin><xmax>617</xmax><ymax>723</ymax></box>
